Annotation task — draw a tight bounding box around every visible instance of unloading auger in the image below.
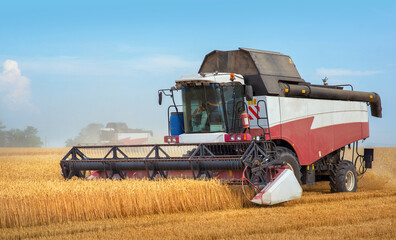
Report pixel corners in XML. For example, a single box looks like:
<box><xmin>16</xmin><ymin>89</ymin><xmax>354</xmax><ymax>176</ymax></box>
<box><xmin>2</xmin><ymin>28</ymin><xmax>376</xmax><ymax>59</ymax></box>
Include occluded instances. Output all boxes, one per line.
<box><xmin>61</xmin><ymin>48</ymin><xmax>382</xmax><ymax>205</ymax></box>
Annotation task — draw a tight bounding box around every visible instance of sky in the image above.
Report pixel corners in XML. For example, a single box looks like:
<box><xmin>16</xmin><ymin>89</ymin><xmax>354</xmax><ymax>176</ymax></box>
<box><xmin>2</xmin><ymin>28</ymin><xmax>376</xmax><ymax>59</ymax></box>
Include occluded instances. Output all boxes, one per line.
<box><xmin>0</xmin><ymin>0</ymin><xmax>395</xmax><ymax>147</ymax></box>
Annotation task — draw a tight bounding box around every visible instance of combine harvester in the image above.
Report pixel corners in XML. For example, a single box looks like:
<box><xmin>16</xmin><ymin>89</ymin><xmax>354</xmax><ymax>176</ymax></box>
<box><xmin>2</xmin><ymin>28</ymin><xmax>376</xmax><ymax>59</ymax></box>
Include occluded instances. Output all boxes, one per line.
<box><xmin>60</xmin><ymin>48</ymin><xmax>382</xmax><ymax>205</ymax></box>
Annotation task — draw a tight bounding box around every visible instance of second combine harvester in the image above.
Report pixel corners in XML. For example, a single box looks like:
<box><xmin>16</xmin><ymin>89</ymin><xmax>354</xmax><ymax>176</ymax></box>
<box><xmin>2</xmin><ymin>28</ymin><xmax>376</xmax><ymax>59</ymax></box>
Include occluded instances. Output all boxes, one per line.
<box><xmin>60</xmin><ymin>48</ymin><xmax>382</xmax><ymax>205</ymax></box>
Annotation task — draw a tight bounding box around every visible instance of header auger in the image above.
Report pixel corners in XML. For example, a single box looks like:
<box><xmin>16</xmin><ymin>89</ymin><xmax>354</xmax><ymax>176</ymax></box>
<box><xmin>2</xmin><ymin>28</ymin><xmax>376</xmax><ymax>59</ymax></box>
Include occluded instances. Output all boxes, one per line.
<box><xmin>61</xmin><ymin>48</ymin><xmax>381</xmax><ymax>205</ymax></box>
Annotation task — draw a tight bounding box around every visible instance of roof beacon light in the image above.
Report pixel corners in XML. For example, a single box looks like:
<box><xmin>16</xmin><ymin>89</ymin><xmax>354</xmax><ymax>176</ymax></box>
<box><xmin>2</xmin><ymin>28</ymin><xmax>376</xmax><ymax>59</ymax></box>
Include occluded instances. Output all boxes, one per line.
<box><xmin>230</xmin><ymin>73</ymin><xmax>236</xmax><ymax>81</ymax></box>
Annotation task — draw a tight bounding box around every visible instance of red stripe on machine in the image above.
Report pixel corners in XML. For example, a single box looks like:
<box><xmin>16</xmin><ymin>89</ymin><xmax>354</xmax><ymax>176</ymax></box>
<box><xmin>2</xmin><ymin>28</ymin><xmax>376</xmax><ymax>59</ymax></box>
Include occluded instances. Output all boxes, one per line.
<box><xmin>249</xmin><ymin>106</ymin><xmax>258</xmax><ymax>119</ymax></box>
<box><xmin>249</xmin><ymin>117</ymin><xmax>369</xmax><ymax>166</ymax></box>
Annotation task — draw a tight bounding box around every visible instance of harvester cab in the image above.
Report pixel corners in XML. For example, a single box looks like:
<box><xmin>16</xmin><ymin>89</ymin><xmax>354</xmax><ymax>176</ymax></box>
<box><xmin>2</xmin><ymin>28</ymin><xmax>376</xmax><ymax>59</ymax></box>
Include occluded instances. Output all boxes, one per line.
<box><xmin>61</xmin><ymin>48</ymin><xmax>382</xmax><ymax>206</ymax></box>
<box><xmin>161</xmin><ymin>73</ymin><xmax>252</xmax><ymax>143</ymax></box>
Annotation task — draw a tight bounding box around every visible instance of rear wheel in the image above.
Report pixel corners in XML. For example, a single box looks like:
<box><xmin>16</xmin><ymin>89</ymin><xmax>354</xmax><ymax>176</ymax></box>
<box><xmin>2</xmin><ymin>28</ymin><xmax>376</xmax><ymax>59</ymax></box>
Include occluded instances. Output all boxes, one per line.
<box><xmin>276</xmin><ymin>147</ymin><xmax>301</xmax><ymax>184</ymax></box>
<box><xmin>330</xmin><ymin>160</ymin><xmax>358</xmax><ymax>192</ymax></box>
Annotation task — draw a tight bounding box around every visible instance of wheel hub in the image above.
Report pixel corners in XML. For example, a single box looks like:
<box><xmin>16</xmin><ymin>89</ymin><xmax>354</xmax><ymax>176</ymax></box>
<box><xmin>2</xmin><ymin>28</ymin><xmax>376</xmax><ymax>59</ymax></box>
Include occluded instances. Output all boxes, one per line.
<box><xmin>345</xmin><ymin>170</ymin><xmax>355</xmax><ymax>191</ymax></box>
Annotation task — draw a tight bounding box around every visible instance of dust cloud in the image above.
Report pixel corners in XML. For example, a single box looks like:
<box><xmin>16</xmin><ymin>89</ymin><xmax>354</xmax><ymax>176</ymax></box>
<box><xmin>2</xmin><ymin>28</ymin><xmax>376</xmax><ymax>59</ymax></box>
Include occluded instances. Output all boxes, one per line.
<box><xmin>359</xmin><ymin>147</ymin><xmax>396</xmax><ymax>190</ymax></box>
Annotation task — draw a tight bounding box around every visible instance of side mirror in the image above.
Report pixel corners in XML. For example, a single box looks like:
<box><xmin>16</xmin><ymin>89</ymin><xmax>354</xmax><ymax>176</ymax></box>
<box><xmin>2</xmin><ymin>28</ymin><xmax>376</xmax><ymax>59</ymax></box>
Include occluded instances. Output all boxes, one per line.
<box><xmin>245</xmin><ymin>85</ymin><xmax>253</xmax><ymax>101</ymax></box>
<box><xmin>158</xmin><ymin>92</ymin><xmax>163</xmax><ymax>105</ymax></box>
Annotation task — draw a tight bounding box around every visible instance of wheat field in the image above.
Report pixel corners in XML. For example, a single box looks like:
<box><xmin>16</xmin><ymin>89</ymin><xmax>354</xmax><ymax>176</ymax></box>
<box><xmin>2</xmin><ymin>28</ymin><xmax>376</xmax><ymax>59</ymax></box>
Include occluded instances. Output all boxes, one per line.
<box><xmin>0</xmin><ymin>147</ymin><xmax>395</xmax><ymax>239</ymax></box>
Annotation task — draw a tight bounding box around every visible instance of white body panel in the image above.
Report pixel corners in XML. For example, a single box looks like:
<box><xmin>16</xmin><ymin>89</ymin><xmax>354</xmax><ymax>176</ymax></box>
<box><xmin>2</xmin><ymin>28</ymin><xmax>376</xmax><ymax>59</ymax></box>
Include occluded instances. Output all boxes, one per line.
<box><xmin>179</xmin><ymin>132</ymin><xmax>226</xmax><ymax>143</ymax></box>
<box><xmin>247</xmin><ymin>96</ymin><xmax>368</xmax><ymax>129</ymax></box>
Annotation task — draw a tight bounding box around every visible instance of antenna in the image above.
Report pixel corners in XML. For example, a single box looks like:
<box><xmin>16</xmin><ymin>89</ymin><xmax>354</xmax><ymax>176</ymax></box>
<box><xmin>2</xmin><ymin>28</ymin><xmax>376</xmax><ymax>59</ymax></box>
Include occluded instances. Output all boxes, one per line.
<box><xmin>322</xmin><ymin>77</ymin><xmax>328</xmax><ymax>86</ymax></box>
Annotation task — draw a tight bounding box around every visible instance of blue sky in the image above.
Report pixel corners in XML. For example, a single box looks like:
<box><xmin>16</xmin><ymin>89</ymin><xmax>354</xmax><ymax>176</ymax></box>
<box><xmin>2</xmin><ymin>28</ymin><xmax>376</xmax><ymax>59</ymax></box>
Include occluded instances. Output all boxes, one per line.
<box><xmin>0</xmin><ymin>0</ymin><xmax>395</xmax><ymax>147</ymax></box>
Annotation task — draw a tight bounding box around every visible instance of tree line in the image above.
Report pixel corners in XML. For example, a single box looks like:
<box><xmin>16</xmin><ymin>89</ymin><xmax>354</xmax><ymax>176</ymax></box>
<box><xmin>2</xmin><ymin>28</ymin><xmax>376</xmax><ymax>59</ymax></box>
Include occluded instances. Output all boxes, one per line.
<box><xmin>0</xmin><ymin>122</ymin><xmax>43</xmax><ymax>147</ymax></box>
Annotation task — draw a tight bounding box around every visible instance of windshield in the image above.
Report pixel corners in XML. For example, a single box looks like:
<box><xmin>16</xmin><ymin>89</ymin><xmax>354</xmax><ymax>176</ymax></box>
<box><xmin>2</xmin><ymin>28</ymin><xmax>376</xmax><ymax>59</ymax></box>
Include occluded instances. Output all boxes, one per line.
<box><xmin>182</xmin><ymin>83</ymin><xmax>244</xmax><ymax>133</ymax></box>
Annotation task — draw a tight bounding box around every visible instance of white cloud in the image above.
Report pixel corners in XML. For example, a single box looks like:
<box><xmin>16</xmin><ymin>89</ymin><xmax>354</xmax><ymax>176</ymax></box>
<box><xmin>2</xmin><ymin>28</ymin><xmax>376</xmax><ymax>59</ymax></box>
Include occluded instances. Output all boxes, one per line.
<box><xmin>19</xmin><ymin>55</ymin><xmax>200</xmax><ymax>77</ymax></box>
<box><xmin>316</xmin><ymin>68</ymin><xmax>382</xmax><ymax>77</ymax></box>
<box><xmin>0</xmin><ymin>60</ymin><xmax>34</xmax><ymax>110</ymax></box>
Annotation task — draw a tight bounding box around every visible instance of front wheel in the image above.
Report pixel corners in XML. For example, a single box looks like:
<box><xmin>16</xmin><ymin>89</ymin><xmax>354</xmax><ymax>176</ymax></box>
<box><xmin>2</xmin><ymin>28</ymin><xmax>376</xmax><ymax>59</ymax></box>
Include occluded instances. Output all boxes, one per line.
<box><xmin>330</xmin><ymin>160</ymin><xmax>358</xmax><ymax>192</ymax></box>
<box><xmin>276</xmin><ymin>147</ymin><xmax>301</xmax><ymax>184</ymax></box>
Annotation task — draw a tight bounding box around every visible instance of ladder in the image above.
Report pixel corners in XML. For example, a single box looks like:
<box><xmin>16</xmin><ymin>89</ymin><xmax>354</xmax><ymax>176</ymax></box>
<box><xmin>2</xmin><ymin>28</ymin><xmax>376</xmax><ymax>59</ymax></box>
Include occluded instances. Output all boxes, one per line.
<box><xmin>256</xmin><ymin>100</ymin><xmax>272</xmax><ymax>141</ymax></box>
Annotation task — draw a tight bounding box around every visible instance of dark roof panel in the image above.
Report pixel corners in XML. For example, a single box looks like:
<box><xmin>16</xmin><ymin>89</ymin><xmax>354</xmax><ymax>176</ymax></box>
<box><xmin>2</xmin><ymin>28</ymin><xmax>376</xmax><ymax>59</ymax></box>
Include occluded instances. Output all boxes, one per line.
<box><xmin>198</xmin><ymin>48</ymin><xmax>304</xmax><ymax>95</ymax></box>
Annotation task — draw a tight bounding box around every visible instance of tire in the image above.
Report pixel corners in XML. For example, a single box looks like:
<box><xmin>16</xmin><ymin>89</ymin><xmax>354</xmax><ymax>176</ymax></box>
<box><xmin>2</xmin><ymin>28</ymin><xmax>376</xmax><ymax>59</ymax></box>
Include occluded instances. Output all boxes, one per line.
<box><xmin>330</xmin><ymin>160</ymin><xmax>358</xmax><ymax>192</ymax></box>
<box><xmin>276</xmin><ymin>146</ymin><xmax>301</xmax><ymax>184</ymax></box>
